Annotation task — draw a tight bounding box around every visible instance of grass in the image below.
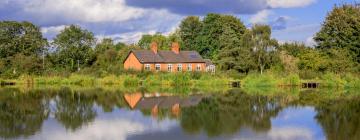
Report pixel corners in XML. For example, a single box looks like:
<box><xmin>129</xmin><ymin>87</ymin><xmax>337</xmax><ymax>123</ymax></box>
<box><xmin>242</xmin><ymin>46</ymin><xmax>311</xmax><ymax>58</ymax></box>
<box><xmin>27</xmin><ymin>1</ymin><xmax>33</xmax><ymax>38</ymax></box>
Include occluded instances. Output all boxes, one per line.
<box><xmin>5</xmin><ymin>73</ymin><xmax>232</xmax><ymax>87</ymax></box>
<box><xmin>2</xmin><ymin>72</ymin><xmax>359</xmax><ymax>89</ymax></box>
<box><xmin>241</xmin><ymin>72</ymin><xmax>360</xmax><ymax>88</ymax></box>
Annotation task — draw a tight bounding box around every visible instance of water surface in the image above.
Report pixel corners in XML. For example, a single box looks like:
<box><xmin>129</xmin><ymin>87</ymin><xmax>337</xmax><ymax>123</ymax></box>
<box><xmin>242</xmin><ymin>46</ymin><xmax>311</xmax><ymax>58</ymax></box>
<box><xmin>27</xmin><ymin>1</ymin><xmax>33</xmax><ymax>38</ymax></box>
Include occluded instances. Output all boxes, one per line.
<box><xmin>0</xmin><ymin>86</ymin><xmax>359</xmax><ymax>140</ymax></box>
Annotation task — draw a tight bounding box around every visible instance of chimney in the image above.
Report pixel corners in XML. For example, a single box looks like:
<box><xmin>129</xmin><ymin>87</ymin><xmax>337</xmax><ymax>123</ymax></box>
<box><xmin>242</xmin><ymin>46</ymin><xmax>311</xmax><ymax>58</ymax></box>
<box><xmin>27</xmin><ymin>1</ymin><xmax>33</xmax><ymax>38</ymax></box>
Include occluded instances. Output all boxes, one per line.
<box><xmin>171</xmin><ymin>42</ymin><xmax>180</xmax><ymax>54</ymax></box>
<box><xmin>150</xmin><ymin>42</ymin><xmax>158</xmax><ymax>54</ymax></box>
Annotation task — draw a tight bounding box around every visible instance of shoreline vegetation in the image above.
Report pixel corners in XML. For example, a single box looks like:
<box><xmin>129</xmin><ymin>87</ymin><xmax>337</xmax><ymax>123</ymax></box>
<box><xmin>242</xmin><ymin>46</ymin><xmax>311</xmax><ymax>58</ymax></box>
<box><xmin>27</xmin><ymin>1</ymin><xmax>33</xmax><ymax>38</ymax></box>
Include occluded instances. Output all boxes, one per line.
<box><xmin>1</xmin><ymin>72</ymin><xmax>359</xmax><ymax>89</ymax></box>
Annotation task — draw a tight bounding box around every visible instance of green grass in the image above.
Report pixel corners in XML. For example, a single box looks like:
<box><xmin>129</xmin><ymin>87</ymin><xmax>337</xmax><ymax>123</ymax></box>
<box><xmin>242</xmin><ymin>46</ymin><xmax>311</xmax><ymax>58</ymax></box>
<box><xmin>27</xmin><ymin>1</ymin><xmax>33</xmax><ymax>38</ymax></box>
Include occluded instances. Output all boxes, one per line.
<box><xmin>2</xmin><ymin>72</ymin><xmax>359</xmax><ymax>89</ymax></box>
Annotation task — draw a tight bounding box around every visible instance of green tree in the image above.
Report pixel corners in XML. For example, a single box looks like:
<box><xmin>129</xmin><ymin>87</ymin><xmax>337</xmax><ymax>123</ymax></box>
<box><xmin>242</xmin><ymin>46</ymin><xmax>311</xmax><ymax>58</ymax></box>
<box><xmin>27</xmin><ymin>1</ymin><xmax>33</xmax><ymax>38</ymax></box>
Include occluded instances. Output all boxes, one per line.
<box><xmin>138</xmin><ymin>33</ymin><xmax>170</xmax><ymax>50</ymax></box>
<box><xmin>0</xmin><ymin>21</ymin><xmax>47</xmax><ymax>76</ymax></box>
<box><xmin>179</xmin><ymin>16</ymin><xmax>202</xmax><ymax>51</ymax></box>
<box><xmin>314</xmin><ymin>4</ymin><xmax>360</xmax><ymax>63</ymax></box>
<box><xmin>216</xmin><ymin>26</ymin><xmax>255</xmax><ymax>73</ymax></box>
<box><xmin>179</xmin><ymin>14</ymin><xmax>246</xmax><ymax>59</ymax></box>
<box><xmin>52</xmin><ymin>25</ymin><xmax>96</xmax><ymax>71</ymax></box>
<box><xmin>251</xmin><ymin>24</ymin><xmax>279</xmax><ymax>74</ymax></box>
<box><xmin>0</xmin><ymin>21</ymin><xmax>47</xmax><ymax>58</ymax></box>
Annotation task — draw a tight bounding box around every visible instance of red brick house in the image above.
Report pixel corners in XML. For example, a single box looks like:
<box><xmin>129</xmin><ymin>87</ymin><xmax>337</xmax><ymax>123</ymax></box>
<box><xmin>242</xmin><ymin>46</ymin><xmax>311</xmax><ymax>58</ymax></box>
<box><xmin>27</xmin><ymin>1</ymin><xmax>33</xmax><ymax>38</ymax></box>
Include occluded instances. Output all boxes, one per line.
<box><xmin>123</xmin><ymin>42</ymin><xmax>215</xmax><ymax>73</ymax></box>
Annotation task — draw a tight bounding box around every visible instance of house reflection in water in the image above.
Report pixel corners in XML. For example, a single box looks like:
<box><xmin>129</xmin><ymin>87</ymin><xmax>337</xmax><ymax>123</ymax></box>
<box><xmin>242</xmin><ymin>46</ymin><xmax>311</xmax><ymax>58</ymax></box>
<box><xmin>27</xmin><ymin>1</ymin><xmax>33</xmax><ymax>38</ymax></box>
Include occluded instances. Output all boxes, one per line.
<box><xmin>124</xmin><ymin>93</ymin><xmax>204</xmax><ymax>117</ymax></box>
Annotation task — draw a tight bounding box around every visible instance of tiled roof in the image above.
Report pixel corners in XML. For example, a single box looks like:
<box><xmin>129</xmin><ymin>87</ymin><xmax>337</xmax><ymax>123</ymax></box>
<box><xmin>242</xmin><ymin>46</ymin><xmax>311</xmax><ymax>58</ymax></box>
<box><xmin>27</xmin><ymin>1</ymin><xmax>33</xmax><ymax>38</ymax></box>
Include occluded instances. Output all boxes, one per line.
<box><xmin>132</xmin><ymin>50</ymin><xmax>205</xmax><ymax>63</ymax></box>
<box><xmin>135</xmin><ymin>95</ymin><xmax>204</xmax><ymax>109</ymax></box>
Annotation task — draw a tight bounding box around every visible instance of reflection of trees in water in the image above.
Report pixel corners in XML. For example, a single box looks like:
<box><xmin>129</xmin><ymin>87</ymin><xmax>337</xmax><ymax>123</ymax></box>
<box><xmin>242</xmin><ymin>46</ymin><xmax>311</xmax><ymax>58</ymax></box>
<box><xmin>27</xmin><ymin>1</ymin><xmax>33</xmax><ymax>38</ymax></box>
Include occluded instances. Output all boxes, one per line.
<box><xmin>54</xmin><ymin>87</ymin><xmax>97</xmax><ymax>131</ymax></box>
<box><xmin>0</xmin><ymin>88</ymin><xmax>50</xmax><ymax>139</ymax></box>
<box><xmin>314</xmin><ymin>96</ymin><xmax>360</xmax><ymax>140</ymax></box>
<box><xmin>1</xmin><ymin>87</ymin><xmax>360</xmax><ymax>139</ymax></box>
<box><xmin>180</xmin><ymin>89</ymin><xmax>284</xmax><ymax>136</ymax></box>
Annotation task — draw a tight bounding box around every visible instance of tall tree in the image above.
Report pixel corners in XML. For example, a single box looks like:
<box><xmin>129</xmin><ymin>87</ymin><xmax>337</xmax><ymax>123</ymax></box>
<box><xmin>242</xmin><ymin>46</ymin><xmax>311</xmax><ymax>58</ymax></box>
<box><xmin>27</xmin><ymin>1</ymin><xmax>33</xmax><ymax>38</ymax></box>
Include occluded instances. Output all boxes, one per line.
<box><xmin>52</xmin><ymin>25</ymin><xmax>96</xmax><ymax>71</ymax></box>
<box><xmin>0</xmin><ymin>21</ymin><xmax>47</xmax><ymax>58</ymax></box>
<box><xmin>179</xmin><ymin>16</ymin><xmax>202</xmax><ymax>51</ymax></box>
<box><xmin>193</xmin><ymin>14</ymin><xmax>246</xmax><ymax>59</ymax></box>
<box><xmin>314</xmin><ymin>4</ymin><xmax>360</xmax><ymax>63</ymax></box>
<box><xmin>0</xmin><ymin>21</ymin><xmax>47</xmax><ymax>76</ymax></box>
<box><xmin>251</xmin><ymin>24</ymin><xmax>279</xmax><ymax>74</ymax></box>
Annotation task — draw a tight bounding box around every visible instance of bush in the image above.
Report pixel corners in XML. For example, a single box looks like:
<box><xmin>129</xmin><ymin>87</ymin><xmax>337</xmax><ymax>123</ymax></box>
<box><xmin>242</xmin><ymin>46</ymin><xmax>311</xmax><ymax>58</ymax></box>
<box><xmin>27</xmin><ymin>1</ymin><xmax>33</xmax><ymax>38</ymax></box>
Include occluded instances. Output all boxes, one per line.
<box><xmin>343</xmin><ymin>73</ymin><xmax>360</xmax><ymax>88</ymax></box>
<box><xmin>321</xmin><ymin>73</ymin><xmax>346</xmax><ymax>87</ymax></box>
<box><xmin>123</xmin><ymin>75</ymin><xmax>140</xmax><ymax>86</ymax></box>
<box><xmin>242</xmin><ymin>73</ymin><xmax>278</xmax><ymax>87</ymax></box>
<box><xmin>281</xmin><ymin>74</ymin><xmax>300</xmax><ymax>86</ymax></box>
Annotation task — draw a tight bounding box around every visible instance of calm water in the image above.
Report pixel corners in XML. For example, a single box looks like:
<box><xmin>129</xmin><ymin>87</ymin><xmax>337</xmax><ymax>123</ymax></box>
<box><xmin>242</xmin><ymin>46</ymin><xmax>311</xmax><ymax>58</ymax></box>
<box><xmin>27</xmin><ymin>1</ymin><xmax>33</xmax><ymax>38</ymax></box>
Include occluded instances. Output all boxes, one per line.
<box><xmin>0</xmin><ymin>86</ymin><xmax>359</xmax><ymax>140</ymax></box>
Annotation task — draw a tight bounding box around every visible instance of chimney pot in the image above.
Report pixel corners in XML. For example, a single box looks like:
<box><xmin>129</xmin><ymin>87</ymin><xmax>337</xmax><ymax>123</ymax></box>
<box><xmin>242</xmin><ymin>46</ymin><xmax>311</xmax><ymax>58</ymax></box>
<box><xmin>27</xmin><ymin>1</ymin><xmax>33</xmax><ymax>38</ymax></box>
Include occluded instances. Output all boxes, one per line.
<box><xmin>150</xmin><ymin>42</ymin><xmax>158</xmax><ymax>54</ymax></box>
<box><xmin>171</xmin><ymin>42</ymin><xmax>180</xmax><ymax>54</ymax></box>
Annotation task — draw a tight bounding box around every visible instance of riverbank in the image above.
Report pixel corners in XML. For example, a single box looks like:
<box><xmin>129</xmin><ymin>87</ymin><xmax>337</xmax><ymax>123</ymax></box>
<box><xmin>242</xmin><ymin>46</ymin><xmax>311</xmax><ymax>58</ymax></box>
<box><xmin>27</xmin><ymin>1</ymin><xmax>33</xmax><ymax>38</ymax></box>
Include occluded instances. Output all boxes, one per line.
<box><xmin>1</xmin><ymin>73</ymin><xmax>231</xmax><ymax>87</ymax></box>
<box><xmin>1</xmin><ymin>72</ymin><xmax>359</xmax><ymax>88</ymax></box>
<box><xmin>242</xmin><ymin>72</ymin><xmax>360</xmax><ymax>88</ymax></box>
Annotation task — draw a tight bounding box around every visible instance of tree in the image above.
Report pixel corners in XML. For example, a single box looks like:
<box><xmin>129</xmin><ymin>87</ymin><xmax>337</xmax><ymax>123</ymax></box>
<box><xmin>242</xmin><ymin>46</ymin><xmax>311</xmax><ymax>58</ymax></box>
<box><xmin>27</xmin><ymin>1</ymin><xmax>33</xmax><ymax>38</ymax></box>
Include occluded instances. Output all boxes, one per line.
<box><xmin>0</xmin><ymin>21</ymin><xmax>47</xmax><ymax>76</ymax></box>
<box><xmin>278</xmin><ymin>42</ymin><xmax>308</xmax><ymax>57</ymax></box>
<box><xmin>216</xmin><ymin>26</ymin><xmax>255</xmax><ymax>73</ymax></box>
<box><xmin>0</xmin><ymin>21</ymin><xmax>47</xmax><ymax>58</ymax></box>
<box><xmin>138</xmin><ymin>33</ymin><xmax>170</xmax><ymax>50</ymax></box>
<box><xmin>251</xmin><ymin>24</ymin><xmax>279</xmax><ymax>74</ymax></box>
<box><xmin>297</xmin><ymin>49</ymin><xmax>328</xmax><ymax>72</ymax></box>
<box><xmin>179</xmin><ymin>16</ymin><xmax>202</xmax><ymax>51</ymax></box>
<box><xmin>314</xmin><ymin>4</ymin><xmax>360</xmax><ymax>63</ymax></box>
<box><xmin>95</xmin><ymin>38</ymin><xmax>114</xmax><ymax>54</ymax></box>
<box><xmin>52</xmin><ymin>25</ymin><xmax>96</xmax><ymax>71</ymax></box>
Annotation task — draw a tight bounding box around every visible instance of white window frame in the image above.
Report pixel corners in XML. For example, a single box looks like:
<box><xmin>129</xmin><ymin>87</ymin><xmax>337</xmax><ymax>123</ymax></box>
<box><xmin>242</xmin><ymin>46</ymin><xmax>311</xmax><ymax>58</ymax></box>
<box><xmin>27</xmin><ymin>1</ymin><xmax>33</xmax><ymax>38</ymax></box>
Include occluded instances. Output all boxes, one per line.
<box><xmin>155</xmin><ymin>64</ymin><xmax>161</xmax><ymax>71</ymax></box>
<box><xmin>167</xmin><ymin>64</ymin><xmax>173</xmax><ymax>72</ymax></box>
<box><xmin>145</xmin><ymin>64</ymin><xmax>151</xmax><ymax>71</ymax></box>
<box><xmin>177</xmin><ymin>64</ymin><xmax>182</xmax><ymax>72</ymax></box>
<box><xmin>187</xmin><ymin>64</ymin><xmax>192</xmax><ymax>71</ymax></box>
<box><xmin>196</xmin><ymin>64</ymin><xmax>201</xmax><ymax>71</ymax></box>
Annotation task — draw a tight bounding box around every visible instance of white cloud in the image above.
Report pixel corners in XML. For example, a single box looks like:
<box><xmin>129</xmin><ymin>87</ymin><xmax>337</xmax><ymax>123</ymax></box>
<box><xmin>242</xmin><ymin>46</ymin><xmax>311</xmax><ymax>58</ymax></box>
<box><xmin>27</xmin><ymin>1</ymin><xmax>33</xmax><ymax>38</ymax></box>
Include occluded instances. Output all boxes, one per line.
<box><xmin>49</xmin><ymin>119</ymin><xmax>145</xmax><ymax>140</ymax></box>
<box><xmin>23</xmin><ymin>0</ymin><xmax>144</xmax><ymax>23</ymax></box>
<box><xmin>41</xmin><ymin>25</ymin><xmax>67</xmax><ymax>35</ymax></box>
<box><xmin>96</xmin><ymin>30</ymin><xmax>157</xmax><ymax>44</ymax></box>
<box><xmin>272</xmin><ymin>23</ymin><xmax>320</xmax><ymax>45</ymax></box>
<box><xmin>40</xmin><ymin>25</ymin><xmax>68</xmax><ymax>41</ymax></box>
<box><xmin>267</xmin><ymin>0</ymin><xmax>317</xmax><ymax>8</ymax></box>
<box><xmin>249</xmin><ymin>10</ymin><xmax>273</xmax><ymax>24</ymax></box>
<box><xmin>306</xmin><ymin>36</ymin><xmax>317</xmax><ymax>47</ymax></box>
<box><xmin>267</xmin><ymin>127</ymin><xmax>315</xmax><ymax>140</ymax></box>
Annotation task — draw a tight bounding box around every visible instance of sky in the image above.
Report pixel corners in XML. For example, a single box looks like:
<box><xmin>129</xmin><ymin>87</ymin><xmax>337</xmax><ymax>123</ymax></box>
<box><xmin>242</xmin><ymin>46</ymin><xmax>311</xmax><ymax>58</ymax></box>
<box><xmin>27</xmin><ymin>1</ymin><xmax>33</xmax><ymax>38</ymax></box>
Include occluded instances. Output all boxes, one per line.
<box><xmin>0</xmin><ymin>0</ymin><xmax>359</xmax><ymax>46</ymax></box>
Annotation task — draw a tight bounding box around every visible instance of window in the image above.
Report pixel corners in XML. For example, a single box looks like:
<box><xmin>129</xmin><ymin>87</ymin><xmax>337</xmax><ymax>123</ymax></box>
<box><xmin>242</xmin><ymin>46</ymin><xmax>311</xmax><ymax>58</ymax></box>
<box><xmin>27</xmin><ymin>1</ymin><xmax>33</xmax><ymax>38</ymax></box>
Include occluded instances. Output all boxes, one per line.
<box><xmin>155</xmin><ymin>64</ymin><xmax>161</xmax><ymax>71</ymax></box>
<box><xmin>196</xmin><ymin>64</ymin><xmax>201</xmax><ymax>71</ymax></box>
<box><xmin>187</xmin><ymin>64</ymin><xmax>192</xmax><ymax>71</ymax></box>
<box><xmin>177</xmin><ymin>64</ymin><xmax>182</xmax><ymax>72</ymax></box>
<box><xmin>145</xmin><ymin>64</ymin><xmax>151</xmax><ymax>71</ymax></box>
<box><xmin>167</xmin><ymin>64</ymin><xmax>173</xmax><ymax>72</ymax></box>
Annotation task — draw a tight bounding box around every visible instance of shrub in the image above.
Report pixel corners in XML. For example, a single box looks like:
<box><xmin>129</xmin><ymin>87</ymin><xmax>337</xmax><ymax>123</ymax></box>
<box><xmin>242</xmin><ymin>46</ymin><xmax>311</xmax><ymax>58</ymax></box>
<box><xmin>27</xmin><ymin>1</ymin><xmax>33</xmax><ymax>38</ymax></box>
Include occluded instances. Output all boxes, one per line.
<box><xmin>321</xmin><ymin>72</ymin><xmax>345</xmax><ymax>87</ymax></box>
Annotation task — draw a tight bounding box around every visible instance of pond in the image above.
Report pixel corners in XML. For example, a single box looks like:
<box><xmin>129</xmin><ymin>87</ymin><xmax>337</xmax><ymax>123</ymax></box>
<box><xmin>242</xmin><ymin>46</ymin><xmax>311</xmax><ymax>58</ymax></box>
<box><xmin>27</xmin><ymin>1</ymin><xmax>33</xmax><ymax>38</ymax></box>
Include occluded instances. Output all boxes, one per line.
<box><xmin>0</xmin><ymin>86</ymin><xmax>359</xmax><ymax>140</ymax></box>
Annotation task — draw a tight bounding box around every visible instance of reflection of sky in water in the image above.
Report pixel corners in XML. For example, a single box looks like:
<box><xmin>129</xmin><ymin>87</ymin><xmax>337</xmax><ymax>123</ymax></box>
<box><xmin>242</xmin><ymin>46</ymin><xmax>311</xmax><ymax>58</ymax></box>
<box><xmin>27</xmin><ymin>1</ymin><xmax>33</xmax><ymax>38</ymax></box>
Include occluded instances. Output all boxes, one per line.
<box><xmin>22</xmin><ymin>106</ymin><xmax>325</xmax><ymax>140</ymax></box>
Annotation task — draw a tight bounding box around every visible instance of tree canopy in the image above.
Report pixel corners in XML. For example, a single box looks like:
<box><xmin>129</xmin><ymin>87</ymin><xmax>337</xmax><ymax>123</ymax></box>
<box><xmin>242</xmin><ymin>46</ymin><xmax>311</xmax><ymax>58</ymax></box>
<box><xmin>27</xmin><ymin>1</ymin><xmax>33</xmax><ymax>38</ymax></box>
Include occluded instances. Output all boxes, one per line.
<box><xmin>314</xmin><ymin>4</ymin><xmax>360</xmax><ymax>63</ymax></box>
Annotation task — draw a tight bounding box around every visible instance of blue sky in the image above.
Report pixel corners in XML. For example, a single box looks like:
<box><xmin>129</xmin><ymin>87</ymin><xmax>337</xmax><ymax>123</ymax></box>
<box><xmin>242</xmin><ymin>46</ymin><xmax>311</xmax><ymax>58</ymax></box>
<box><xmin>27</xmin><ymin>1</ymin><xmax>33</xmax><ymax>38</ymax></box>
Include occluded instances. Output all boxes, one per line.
<box><xmin>0</xmin><ymin>0</ymin><xmax>358</xmax><ymax>45</ymax></box>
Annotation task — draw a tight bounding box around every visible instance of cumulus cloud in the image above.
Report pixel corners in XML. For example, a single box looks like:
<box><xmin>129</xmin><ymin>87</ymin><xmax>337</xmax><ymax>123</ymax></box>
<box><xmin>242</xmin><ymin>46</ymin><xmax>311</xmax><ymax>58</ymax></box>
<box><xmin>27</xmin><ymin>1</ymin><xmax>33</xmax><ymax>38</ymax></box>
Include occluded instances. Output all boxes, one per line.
<box><xmin>272</xmin><ymin>23</ymin><xmax>321</xmax><ymax>46</ymax></box>
<box><xmin>41</xmin><ymin>25</ymin><xmax>68</xmax><ymax>39</ymax></box>
<box><xmin>249</xmin><ymin>10</ymin><xmax>272</xmax><ymax>24</ymax></box>
<box><xmin>22</xmin><ymin>0</ymin><xmax>144</xmax><ymax>25</ymax></box>
<box><xmin>267</xmin><ymin>0</ymin><xmax>317</xmax><ymax>8</ymax></box>
<box><xmin>266</xmin><ymin>127</ymin><xmax>315</xmax><ymax>140</ymax></box>
<box><xmin>0</xmin><ymin>0</ymin><xmax>318</xmax><ymax>44</ymax></box>
<box><xmin>125</xmin><ymin>0</ymin><xmax>267</xmax><ymax>15</ymax></box>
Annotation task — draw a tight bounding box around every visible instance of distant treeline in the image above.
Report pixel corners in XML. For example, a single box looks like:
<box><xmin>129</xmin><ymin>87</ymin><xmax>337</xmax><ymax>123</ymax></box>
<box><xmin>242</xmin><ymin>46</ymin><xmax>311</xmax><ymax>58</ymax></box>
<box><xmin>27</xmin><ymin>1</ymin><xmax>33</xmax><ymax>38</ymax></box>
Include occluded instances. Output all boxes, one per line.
<box><xmin>0</xmin><ymin>4</ymin><xmax>359</xmax><ymax>79</ymax></box>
